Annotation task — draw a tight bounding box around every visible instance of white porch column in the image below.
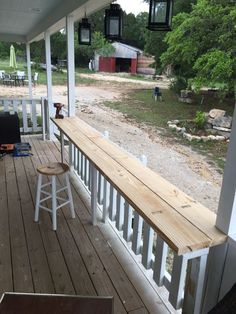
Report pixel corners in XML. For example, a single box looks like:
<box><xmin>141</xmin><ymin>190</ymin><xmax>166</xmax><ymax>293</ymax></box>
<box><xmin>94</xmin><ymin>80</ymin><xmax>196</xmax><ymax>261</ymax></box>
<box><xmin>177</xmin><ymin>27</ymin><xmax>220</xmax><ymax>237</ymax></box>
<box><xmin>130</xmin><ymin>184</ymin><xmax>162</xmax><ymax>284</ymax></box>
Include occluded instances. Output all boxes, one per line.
<box><xmin>44</xmin><ymin>30</ymin><xmax>54</xmax><ymax>139</ymax></box>
<box><xmin>202</xmin><ymin>104</ymin><xmax>236</xmax><ymax>313</ymax></box>
<box><xmin>26</xmin><ymin>43</ymin><xmax>32</xmax><ymax>98</ymax></box>
<box><xmin>216</xmin><ymin>104</ymin><xmax>236</xmax><ymax>235</ymax></box>
<box><xmin>66</xmin><ymin>14</ymin><xmax>75</xmax><ymax>117</ymax></box>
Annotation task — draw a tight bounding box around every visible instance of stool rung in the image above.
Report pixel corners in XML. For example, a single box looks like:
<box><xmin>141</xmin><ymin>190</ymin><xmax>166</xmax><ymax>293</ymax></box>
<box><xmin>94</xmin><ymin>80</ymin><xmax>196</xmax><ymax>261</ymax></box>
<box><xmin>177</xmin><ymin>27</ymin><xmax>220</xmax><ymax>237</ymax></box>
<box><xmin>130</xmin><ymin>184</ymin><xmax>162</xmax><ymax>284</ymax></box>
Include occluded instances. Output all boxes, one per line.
<box><xmin>39</xmin><ymin>195</ymin><xmax>52</xmax><ymax>203</ymax></box>
<box><xmin>56</xmin><ymin>186</ymin><xmax>67</xmax><ymax>193</ymax></box>
<box><xmin>56</xmin><ymin>201</ymin><xmax>70</xmax><ymax>210</ymax></box>
<box><xmin>39</xmin><ymin>205</ymin><xmax>53</xmax><ymax>213</ymax></box>
<box><xmin>41</xmin><ymin>190</ymin><xmax>51</xmax><ymax>196</ymax></box>
<box><xmin>41</xmin><ymin>182</ymin><xmax>51</xmax><ymax>188</ymax></box>
<box><xmin>57</xmin><ymin>196</ymin><xmax>69</xmax><ymax>202</ymax></box>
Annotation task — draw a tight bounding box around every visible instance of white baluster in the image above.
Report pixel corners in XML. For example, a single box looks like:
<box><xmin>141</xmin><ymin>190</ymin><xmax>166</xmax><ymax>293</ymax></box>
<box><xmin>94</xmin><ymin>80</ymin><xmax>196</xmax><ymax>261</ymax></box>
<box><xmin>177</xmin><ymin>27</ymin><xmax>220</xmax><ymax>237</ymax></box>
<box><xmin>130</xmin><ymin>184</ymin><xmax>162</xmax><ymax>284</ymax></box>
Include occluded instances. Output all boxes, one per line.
<box><xmin>109</xmin><ymin>185</ymin><xmax>117</xmax><ymax>221</ymax></box>
<box><xmin>132</xmin><ymin>211</ymin><xmax>143</xmax><ymax>255</ymax></box>
<box><xmin>142</xmin><ymin>221</ymin><xmax>154</xmax><ymax>269</ymax></box>
<box><xmin>123</xmin><ymin>201</ymin><xmax>133</xmax><ymax>242</ymax></box>
<box><xmin>153</xmin><ymin>235</ymin><xmax>168</xmax><ymax>286</ymax></box>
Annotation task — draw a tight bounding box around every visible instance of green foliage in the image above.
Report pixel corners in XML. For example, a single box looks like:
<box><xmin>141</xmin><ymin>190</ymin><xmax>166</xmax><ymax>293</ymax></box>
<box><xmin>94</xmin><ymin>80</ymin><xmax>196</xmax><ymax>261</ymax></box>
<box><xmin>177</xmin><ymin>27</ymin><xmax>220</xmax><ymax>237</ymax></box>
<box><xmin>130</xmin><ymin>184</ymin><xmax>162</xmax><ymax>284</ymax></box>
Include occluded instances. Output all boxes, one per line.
<box><xmin>92</xmin><ymin>32</ymin><xmax>115</xmax><ymax>57</ymax></box>
<box><xmin>170</xmin><ymin>76</ymin><xmax>188</xmax><ymax>94</ymax></box>
<box><xmin>194</xmin><ymin>111</ymin><xmax>206</xmax><ymax>129</ymax></box>
<box><xmin>144</xmin><ymin>0</ymin><xmax>196</xmax><ymax>71</ymax></box>
<box><xmin>161</xmin><ymin>0</ymin><xmax>236</xmax><ymax>94</ymax></box>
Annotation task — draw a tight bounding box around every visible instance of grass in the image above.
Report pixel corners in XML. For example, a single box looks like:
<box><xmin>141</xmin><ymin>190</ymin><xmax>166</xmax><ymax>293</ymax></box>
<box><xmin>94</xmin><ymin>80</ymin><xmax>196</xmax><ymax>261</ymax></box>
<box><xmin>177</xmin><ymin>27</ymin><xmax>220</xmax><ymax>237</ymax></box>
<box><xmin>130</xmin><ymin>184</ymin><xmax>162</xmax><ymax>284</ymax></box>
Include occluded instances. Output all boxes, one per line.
<box><xmin>103</xmin><ymin>88</ymin><xmax>234</xmax><ymax>172</ymax></box>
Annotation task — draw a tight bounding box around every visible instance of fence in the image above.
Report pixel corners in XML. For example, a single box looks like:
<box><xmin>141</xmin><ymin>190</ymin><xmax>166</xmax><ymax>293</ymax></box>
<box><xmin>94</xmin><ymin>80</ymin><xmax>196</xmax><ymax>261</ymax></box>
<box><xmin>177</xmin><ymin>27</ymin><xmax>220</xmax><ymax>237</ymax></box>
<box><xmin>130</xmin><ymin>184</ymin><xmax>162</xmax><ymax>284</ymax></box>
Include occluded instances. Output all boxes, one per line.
<box><xmin>0</xmin><ymin>98</ymin><xmax>46</xmax><ymax>134</ymax></box>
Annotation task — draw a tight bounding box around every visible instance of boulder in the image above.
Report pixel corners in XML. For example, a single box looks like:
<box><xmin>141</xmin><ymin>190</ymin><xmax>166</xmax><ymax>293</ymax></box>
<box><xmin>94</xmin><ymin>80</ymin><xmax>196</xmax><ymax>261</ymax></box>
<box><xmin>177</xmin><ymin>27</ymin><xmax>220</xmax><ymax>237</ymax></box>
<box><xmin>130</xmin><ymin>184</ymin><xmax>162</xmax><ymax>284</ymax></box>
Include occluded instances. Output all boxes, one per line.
<box><xmin>180</xmin><ymin>90</ymin><xmax>193</xmax><ymax>98</ymax></box>
<box><xmin>212</xmin><ymin>116</ymin><xmax>232</xmax><ymax>129</ymax></box>
<box><xmin>209</xmin><ymin>109</ymin><xmax>226</xmax><ymax>119</ymax></box>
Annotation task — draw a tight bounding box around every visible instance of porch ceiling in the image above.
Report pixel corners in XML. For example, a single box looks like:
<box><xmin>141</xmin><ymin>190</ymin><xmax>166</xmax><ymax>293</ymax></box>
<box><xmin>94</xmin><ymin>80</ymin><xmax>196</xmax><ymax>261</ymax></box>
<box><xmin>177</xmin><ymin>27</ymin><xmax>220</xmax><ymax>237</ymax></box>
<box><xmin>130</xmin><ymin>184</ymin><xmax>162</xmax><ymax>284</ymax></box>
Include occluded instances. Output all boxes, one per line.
<box><xmin>0</xmin><ymin>0</ymin><xmax>111</xmax><ymax>43</ymax></box>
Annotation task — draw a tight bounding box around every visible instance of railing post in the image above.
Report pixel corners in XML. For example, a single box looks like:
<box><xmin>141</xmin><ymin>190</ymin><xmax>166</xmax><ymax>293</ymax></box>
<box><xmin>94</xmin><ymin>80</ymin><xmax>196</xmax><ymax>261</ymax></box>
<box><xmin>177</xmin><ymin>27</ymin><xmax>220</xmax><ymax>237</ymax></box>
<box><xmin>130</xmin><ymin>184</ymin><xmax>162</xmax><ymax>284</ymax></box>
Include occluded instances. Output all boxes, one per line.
<box><xmin>26</xmin><ymin>42</ymin><xmax>32</xmax><ymax>99</ymax></box>
<box><xmin>183</xmin><ymin>249</ymin><xmax>209</xmax><ymax>314</ymax></box>
<box><xmin>44</xmin><ymin>30</ymin><xmax>54</xmax><ymax>140</ymax></box>
<box><xmin>66</xmin><ymin>14</ymin><xmax>75</xmax><ymax>117</ymax></box>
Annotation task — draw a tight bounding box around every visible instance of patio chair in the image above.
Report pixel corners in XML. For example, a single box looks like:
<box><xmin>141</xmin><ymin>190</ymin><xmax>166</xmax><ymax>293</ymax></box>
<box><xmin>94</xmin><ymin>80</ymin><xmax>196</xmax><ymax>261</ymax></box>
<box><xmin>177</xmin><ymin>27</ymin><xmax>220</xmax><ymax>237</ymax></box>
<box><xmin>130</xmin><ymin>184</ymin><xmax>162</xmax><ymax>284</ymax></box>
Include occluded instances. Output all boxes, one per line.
<box><xmin>33</xmin><ymin>72</ymin><xmax>39</xmax><ymax>86</ymax></box>
<box><xmin>24</xmin><ymin>72</ymin><xmax>39</xmax><ymax>86</ymax></box>
<box><xmin>15</xmin><ymin>70</ymin><xmax>26</xmax><ymax>86</ymax></box>
<box><xmin>3</xmin><ymin>73</ymin><xmax>15</xmax><ymax>87</ymax></box>
<box><xmin>0</xmin><ymin>70</ymin><xmax>5</xmax><ymax>83</ymax></box>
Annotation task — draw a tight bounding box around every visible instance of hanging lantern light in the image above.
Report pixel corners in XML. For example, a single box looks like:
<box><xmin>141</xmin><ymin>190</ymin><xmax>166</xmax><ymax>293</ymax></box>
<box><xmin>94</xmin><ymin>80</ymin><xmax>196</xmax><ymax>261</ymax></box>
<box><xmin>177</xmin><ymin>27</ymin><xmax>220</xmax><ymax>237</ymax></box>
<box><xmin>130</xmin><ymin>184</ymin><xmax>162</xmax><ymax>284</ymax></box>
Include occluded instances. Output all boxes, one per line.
<box><xmin>147</xmin><ymin>0</ymin><xmax>173</xmax><ymax>31</ymax></box>
<box><xmin>78</xmin><ymin>17</ymin><xmax>91</xmax><ymax>45</ymax></box>
<box><xmin>104</xmin><ymin>3</ymin><xmax>123</xmax><ymax>40</ymax></box>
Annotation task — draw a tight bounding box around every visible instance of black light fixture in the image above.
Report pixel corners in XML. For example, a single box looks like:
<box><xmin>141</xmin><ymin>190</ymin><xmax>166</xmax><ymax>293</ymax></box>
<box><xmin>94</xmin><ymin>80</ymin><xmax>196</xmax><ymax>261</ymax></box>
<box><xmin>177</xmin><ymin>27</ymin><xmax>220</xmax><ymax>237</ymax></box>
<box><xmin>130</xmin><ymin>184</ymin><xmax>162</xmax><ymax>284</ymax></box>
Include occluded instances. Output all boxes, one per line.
<box><xmin>104</xmin><ymin>3</ymin><xmax>123</xmax><ymax>41</ymax></box>
<box><xmin>78</xmin><ymin>17</ymin><xmax>91</xmax><ymax>45</ymax></box>
<box><xmin>147</xmin><ymin>0</ymin><xmax>173</xmax><ymax>31</ymax></box>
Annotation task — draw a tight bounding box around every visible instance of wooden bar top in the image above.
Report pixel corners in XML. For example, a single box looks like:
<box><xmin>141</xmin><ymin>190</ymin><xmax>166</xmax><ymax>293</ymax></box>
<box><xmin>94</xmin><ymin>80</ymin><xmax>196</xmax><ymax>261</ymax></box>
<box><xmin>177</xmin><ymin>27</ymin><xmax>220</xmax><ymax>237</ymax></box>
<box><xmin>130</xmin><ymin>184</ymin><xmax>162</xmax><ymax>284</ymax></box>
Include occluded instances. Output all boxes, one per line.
<box><xmin>52</xmin><ymin>117</ymin><xmax>227</xmax><ymax>255</ymax></box>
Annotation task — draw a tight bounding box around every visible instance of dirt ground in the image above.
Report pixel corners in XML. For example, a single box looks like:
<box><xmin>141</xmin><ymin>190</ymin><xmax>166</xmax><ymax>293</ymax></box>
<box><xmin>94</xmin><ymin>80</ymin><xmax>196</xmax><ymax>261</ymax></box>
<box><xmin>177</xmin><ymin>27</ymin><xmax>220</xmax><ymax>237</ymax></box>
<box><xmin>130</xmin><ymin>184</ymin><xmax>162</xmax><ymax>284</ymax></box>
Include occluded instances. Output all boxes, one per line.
<box><xmin>0</xmin><ymin>75</ymin><xmax>222</xmax><ymax>212</ymax></box>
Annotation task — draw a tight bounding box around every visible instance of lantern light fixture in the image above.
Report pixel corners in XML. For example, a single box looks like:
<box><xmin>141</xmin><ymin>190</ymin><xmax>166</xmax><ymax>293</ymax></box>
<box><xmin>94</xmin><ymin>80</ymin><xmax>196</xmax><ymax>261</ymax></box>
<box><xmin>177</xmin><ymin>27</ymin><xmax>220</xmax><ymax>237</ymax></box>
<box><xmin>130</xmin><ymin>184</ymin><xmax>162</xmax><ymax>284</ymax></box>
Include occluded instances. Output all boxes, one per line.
<box><xmin>78</xmin><ymin>16</ymin><xmax>91</xmax><ymax>45</ymax></box>
<box><xmin>147</xmin><ymin>0</ymin><xmax>173</xmax><ymax>31</ymax></box>
<box><xmin>104</xmin><ymin>3</ymin><xmax>123</xmax><ymax>41</ymax></box>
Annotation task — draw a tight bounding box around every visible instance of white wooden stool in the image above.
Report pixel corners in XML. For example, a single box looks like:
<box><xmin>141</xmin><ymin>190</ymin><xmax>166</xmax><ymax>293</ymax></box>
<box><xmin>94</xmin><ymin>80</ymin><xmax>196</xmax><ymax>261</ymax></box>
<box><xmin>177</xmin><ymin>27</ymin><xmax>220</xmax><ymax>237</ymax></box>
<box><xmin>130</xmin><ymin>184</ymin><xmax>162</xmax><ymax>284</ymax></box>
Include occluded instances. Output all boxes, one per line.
<box><xmin>35</xmin><ymin>162</ymin><xmax>75</xmax><ymax>230</ymax></box>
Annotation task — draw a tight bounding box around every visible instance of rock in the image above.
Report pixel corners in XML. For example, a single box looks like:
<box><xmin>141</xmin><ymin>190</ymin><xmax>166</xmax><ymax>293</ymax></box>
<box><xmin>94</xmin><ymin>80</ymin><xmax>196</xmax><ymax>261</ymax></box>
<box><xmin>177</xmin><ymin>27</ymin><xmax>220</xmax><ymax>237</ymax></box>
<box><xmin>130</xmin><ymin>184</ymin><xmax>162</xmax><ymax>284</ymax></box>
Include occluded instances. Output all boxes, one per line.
<box><xmin>201</xmin><ymin>136</ymin><xmax>209</xmax><ymax>142</ymax></box>
<box><xmin>206</xmin><ymin>128</ymin><xmax>218</xmax><ymax>135</ymax></box>
<box><xmin>180</xmin><ymin>127</ymin><xmax>186</xmax><ymax>134</ymax></box>
<box><xmin>176</xmin><ymin>127</ymin><xmax>183</xmax><ymax>132</ymax></box>
<box><xmin>178</xmin><ymin>97</ymin><xmax>193</xmax><ymax>104</ymax></box>
<box><xmin>208</xmin><ymin>135</ymin><xmax>217</xmax><ymax>141</ymax></box>
<box><xmin>212</xmin><ymin>116</ymin><xmax>232</xmax><ymax>129</ymax></box>
<box><xmin>191</xmin><ymin>135</ymin><xmax>201</xmax><ymax>141</ymax></box>
<box><xmin>168</xmin><ymin>124</ymin><xmax>177</xmax><ymax>130</ymax></box>
<box><xmin>213</xmin><ymin>126</ymin><xmax>231</xmax><ymax>132</ymax></box>
<box><xmin>216</xmin><ymin>131</ymin><xmax>231</xmax><ymax>139</ymax></box>
<box><xmin>180</xmin><ymin>90</ymin><xmax>193</xmax><ymax>98</ymax></box>
<box><xmin>209</xmin><ymin>109</ymin><xmax>226</xmax><ymax>119</ymax></box>
<box><xmin>215</xmin><ymin>135</ymin><xmax>225</xmax><ymax>141</ymax></box>
<box><xmin>184</xmin><ymin>133</ymin><xmax>193</xmax><ymax>141</ymax></box>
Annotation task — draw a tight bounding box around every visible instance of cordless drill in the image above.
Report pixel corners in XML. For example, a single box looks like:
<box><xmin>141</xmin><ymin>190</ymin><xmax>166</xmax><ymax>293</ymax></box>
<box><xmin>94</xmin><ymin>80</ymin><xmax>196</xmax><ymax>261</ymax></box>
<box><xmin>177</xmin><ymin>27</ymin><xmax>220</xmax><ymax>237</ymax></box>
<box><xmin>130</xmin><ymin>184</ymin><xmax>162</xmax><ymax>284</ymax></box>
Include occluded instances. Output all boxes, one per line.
<box><xmin>54</xmin><ymin>103</ymin><xmax>64</xmax><ymax>119</ymax></box>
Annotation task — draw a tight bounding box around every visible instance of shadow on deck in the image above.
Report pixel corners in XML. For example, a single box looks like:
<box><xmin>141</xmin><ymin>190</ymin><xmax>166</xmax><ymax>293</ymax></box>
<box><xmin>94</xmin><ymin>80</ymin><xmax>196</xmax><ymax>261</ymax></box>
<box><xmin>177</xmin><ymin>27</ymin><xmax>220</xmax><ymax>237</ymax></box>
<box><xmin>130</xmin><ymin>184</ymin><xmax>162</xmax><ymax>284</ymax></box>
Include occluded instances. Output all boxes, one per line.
<box><xmin>0</xmin><ymin>135</ymin><xmax>176</xmax><ymax>314</ymax></box>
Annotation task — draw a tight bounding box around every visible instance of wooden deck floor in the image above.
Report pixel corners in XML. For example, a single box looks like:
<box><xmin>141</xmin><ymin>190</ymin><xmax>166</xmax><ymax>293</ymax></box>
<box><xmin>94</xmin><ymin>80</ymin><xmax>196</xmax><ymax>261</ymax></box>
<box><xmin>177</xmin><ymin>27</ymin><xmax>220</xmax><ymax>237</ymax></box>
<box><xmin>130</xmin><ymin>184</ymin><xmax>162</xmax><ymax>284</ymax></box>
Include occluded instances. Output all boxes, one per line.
<box><xmin>0</xmin><ymin>136</ymin><xmax>175</xmax><ymax>314</ymax></box>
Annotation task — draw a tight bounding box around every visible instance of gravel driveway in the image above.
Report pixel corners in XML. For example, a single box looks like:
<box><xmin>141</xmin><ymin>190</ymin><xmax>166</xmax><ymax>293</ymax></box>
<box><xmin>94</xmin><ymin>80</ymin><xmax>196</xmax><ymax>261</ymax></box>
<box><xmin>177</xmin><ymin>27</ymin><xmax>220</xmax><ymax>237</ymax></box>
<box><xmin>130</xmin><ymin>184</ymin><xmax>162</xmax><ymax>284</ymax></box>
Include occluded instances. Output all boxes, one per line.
<box><xmin>0</xmin><ymin>76</ymin><xmax>222</xmax><ymax>212</ymax></box>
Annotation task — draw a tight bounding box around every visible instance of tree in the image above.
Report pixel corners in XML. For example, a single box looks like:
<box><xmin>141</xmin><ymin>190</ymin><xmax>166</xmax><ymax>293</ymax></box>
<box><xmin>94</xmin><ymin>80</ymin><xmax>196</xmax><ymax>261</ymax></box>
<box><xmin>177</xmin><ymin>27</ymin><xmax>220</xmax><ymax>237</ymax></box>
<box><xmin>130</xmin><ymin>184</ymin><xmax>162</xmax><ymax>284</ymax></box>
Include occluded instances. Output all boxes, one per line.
<box><xmin>143</xmin><ymin>0</ymin><xmax>196</xmax><ymax>72</ymax></box>
<box><xmin>161</xmin><ymin>0</ymin><xmax>236</xmax><ymax>94</ymax></box>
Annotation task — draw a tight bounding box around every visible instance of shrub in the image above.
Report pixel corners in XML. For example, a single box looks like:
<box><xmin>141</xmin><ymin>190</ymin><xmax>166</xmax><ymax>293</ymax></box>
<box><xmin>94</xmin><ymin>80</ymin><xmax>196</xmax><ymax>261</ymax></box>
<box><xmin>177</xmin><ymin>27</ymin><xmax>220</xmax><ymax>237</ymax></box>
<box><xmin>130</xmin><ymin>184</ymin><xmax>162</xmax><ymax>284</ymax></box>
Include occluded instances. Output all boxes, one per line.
<box><xmin>194</xmin><ymin>111</ymin><xmax>206</xmax><ymax>129</ymax></box>
<box><xmin>170</xmin><ymin>76</ymin><xmax>188</xmax><ymax>94</ymax></box>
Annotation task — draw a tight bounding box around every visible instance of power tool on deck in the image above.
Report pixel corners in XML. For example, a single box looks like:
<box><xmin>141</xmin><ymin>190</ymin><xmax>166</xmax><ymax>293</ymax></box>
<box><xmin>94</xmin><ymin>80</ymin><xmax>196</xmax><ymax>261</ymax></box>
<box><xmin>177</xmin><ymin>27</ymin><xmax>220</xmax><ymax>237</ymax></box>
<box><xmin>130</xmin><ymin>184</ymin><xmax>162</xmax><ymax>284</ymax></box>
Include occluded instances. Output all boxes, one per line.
<box><xmin>54</xmin><ymin>103</ymin><xmax>64</xmax><ymax>119</ymax></box>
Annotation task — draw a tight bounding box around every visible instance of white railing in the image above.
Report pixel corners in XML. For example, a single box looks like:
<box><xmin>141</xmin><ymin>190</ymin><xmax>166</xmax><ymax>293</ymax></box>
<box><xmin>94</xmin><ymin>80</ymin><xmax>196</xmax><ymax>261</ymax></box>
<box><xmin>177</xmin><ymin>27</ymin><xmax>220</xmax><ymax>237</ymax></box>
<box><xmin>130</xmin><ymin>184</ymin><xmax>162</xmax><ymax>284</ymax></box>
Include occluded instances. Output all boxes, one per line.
<box><xmin>0</xmin><ymin>97</ymin><xmax>46</xmax><ymax>134</ymax></box>
<box><xmin>63</xmin><ymin>134</ymin><xmax>209</xmax><ymax>314</ymax></box>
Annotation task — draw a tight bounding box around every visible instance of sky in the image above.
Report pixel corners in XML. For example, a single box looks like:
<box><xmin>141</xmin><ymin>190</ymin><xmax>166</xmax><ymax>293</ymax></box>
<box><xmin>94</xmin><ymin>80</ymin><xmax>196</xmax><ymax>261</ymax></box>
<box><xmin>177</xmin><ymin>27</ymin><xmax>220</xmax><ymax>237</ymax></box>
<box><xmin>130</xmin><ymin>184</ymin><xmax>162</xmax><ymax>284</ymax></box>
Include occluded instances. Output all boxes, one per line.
<box><xmin>116</xmin><ymin>0</ymin><xmax>149</xmax><ymax>16</ymax></box>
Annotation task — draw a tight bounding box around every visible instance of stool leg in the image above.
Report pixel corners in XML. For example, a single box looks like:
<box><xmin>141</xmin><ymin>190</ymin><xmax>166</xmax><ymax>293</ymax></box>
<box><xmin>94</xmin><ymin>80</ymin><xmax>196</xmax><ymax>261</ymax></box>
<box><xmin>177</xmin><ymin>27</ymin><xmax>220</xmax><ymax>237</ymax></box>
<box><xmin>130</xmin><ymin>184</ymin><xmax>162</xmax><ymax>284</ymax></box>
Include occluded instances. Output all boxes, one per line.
<box><xmin>51</xmin><ymin>175</ymin><xmax>57</xmax><ymax>230</ymax></box>
<box><xmin>35</xmin><ymin>173</ymin><xmax>42</xmax><ymax>222</ymax></box>
<box><xmin>65</xmin><ymin>173</ymin><xmax>75</xmax><ymax>218</ymax></box>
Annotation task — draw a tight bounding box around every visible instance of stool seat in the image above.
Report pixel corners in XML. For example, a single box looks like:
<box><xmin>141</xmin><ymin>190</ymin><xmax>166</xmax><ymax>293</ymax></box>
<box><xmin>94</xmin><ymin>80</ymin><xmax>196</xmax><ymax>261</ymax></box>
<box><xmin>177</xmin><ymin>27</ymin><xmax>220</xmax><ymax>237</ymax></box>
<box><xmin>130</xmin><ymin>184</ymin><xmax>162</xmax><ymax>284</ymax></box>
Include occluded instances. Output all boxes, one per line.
<box><xmin>37</xmin><ymin>162</ymin><xmax>69</xmax><ymax>176</ymax></box>
<box><xmin>35</xmin><ymin>162</ymin><xmax>75</xmax><ymax>230</ymax></box>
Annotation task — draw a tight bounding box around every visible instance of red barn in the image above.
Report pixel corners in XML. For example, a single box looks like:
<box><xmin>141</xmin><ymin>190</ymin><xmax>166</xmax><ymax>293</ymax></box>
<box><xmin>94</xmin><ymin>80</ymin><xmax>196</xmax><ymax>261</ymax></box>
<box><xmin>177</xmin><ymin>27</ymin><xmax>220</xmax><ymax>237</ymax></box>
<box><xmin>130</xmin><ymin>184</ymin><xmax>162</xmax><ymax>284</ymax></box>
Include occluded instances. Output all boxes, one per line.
<box><xmin>94</xmin><ymin>42</ymin><xmax>155</xmax><ymax>75</ymax></box>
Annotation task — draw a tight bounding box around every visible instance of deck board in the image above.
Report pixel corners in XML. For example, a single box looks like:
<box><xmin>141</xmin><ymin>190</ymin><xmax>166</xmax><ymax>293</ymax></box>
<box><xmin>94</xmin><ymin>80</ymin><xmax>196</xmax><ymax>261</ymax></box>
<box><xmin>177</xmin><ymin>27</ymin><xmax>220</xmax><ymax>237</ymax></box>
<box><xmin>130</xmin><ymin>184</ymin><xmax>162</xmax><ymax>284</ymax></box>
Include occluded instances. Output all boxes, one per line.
<box><xmin>0</xmin><ymin>135</ymin><xmax>173</xmax><ymax>314</ymax></box>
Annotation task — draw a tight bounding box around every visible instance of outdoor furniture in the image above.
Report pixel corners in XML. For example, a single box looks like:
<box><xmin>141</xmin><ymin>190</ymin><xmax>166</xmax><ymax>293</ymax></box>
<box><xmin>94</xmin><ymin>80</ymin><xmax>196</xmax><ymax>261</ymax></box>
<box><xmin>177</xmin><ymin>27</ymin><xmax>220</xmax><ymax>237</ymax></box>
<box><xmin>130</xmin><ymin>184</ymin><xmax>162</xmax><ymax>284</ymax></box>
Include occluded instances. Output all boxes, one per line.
<box><xmin>24</xmin><ymin>72</ymin><xmax>39</xmax><ymax>86</ymax></box>
<box><xmin>0</xmin><ymin>70</ymin><xmax>5</xmax><ymax>83</ymax></box>
<box><xmin>2</xmin><ymin>74</ymin><xmax>14</xmax><ymax>87</ymax></box>
<box><xmin>153</xmin><ymin>86</ymin><xmax>162</xmax><ymax>101</ymax></box>
<box><xmin>33</xmin><ymin>72</ymin><xmax>39</xmax><ymax>85</ymax></box>
<box><xmin>16</xmin><ymin>71</ymin><xmax>26</xmax><ymax>86</ymax></box>
<box><xmin>35</xmin><ymin>162</ymin><xmax>75</xmax><ymax>230</ymax></box>
<box><xmin>0</xmin><ymin>112</ymin><xmax>21</xmax><ymax>144</ymax></box>
<box><xmin>0</xmin><ymin>293</ymin><xmax>114</xmax><ymax>314</ymax></box>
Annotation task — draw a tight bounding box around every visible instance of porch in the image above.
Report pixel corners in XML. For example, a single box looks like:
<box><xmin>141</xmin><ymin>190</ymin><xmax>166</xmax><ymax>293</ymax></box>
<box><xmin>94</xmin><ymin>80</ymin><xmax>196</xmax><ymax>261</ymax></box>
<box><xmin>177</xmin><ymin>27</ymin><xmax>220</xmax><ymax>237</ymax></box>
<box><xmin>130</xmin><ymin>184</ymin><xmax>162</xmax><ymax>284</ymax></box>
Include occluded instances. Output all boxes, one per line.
<box><xmin>0</xmin><ymin>135</ymin><xmax>174</xmax><ymax>314</ymax></box>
